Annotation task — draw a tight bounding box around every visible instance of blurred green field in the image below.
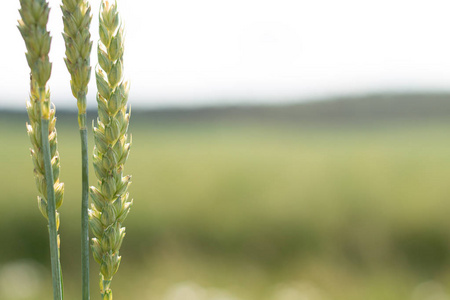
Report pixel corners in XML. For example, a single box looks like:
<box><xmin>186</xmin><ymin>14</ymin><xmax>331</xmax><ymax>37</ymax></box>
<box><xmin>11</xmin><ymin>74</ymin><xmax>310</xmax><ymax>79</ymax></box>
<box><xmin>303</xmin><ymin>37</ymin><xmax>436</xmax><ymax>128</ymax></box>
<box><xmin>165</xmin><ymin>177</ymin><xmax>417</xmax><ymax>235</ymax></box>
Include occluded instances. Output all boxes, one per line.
<box><xmin>2</xmin><ymin>98</ymin><xmax>450</xmax><ymax>300</ymax></box>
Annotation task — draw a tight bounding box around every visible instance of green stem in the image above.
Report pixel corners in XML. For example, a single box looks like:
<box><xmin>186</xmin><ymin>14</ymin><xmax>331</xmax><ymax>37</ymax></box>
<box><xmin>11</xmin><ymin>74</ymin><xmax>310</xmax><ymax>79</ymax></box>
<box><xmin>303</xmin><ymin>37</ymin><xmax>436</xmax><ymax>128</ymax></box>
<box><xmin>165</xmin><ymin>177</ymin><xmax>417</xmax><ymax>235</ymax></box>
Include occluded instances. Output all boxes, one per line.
<box><xmin>80</xmin><ymin>120</ymin><xmax>90</xmax><ymax>300</ymax></box>
<box><xmin>41</xmin><ymin>118</ymin><xmax>63</xmax><ymax>300</ymax></box>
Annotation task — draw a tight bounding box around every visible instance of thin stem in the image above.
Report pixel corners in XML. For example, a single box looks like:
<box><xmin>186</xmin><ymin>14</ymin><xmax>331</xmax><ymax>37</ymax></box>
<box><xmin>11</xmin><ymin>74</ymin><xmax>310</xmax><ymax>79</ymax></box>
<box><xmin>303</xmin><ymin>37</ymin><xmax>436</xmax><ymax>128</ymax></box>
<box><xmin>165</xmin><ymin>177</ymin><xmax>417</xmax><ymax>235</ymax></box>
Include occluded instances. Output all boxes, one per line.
<box><xmin>80</xmin><ymin>118</ymin><xmax>90</xmax><ymax>300</ymax></box>
<box><xmin>41</xmin><ymin>117</ymin><xmax>63</xmax><ymax>300</ymax></box>
<box><xmin>78</xmin><ymin>94</ymin><xmax>90</xmax><ymax>300</ymax></box>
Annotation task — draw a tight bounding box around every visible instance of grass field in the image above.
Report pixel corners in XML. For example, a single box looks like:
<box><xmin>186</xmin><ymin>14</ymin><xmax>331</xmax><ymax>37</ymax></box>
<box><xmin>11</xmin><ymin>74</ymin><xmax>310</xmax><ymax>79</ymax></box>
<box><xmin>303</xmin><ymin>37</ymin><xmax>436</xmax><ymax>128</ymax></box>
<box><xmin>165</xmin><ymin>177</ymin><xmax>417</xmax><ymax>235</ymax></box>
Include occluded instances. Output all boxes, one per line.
<box><xmin>2</xmin><ymin>98</ymin><xmax>450</xmax><ymax>299</ymax></box>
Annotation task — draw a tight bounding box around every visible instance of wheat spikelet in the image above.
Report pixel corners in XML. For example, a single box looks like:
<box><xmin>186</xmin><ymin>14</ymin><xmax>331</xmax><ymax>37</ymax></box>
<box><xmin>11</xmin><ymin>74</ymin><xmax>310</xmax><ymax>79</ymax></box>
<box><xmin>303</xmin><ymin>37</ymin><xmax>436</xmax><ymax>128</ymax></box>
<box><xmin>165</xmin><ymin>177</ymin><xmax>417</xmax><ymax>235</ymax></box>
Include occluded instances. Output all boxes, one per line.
<box><xmin>90</xmin><ymin>1</ymin><xmax>132</xmax><ymax>299</ymax></box>
<box><xmin>61</xmin><ymin>0</ymin><xmax>92</xmax><ymax>128</ymax></box>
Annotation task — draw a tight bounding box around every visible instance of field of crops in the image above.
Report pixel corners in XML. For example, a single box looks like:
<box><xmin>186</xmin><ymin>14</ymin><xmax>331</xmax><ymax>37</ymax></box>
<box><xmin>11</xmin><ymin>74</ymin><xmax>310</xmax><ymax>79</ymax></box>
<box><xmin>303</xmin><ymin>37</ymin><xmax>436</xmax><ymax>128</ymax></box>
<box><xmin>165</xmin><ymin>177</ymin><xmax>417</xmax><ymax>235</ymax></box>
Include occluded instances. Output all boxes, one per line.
<box><xmin>2</xmin><ymin>99</ymin><xmax>450</xmax><ymax>300</ymax></box>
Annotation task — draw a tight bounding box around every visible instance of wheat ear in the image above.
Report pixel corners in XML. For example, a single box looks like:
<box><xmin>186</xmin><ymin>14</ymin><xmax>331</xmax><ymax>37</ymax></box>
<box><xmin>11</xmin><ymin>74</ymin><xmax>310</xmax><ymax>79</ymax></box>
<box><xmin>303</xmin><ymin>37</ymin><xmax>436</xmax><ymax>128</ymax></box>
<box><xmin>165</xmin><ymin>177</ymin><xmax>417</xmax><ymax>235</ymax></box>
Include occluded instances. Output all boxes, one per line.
<box><xmin>61</xmin><ymin>1</ymin><xmax>92</xmax><ymax>299</ymax></box>
<box><xmin>90</xmin><ymin>1</ymin><xmax>132</xmax><ymax>299</ymax></box>
<box><xmin>18</xmin><ymin>1</ymin><xmax>64</xmax><ymax>299</ymax></box>
<box><xmin>61</xmin><ymin>0</ymin><xmax>92</xmax><ymax>128</ymax></box>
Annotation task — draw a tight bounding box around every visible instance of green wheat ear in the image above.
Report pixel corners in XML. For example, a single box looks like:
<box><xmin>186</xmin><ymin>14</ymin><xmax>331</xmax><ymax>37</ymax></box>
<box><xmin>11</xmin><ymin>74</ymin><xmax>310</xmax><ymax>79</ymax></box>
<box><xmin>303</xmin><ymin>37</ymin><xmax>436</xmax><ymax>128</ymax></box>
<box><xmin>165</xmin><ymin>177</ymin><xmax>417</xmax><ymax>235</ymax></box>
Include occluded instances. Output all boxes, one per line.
<box><xmin>61</xmin><ymin>1</ymin><xmax>93</xmax><ymax>299</ymax></box>
<box><xmin>61</xmin><ymin>0</ymin><xmax>93</xmax><ymax>128</ymax></box>
<box><xmin>19</xmin><ymin>0</ymin><xmax>64</xmax><ymax>243</ymax></box>
<box><xmin>18</xmin><ymin>1</ymin><xmax>64</xmax><ymax>299</ymax></box>
<box><xmin>90</xmin><ymin>1</ymin><xmax>132</xmax><ymax>299</ymax></box>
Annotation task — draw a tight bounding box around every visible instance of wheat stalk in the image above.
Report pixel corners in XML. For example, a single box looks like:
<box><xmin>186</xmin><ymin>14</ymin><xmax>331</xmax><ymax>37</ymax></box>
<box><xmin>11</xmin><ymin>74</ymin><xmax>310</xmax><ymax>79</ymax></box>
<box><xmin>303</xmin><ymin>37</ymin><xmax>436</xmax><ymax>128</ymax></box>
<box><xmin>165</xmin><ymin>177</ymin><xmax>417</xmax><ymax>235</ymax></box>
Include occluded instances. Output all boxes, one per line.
<box><xmin>18</xmin><ymin>1</ymin><xmax>64</xmax><ymax>299</ymax></box>
<box><xmin>90</xmin><ymin>1</ymin><xmax>132</xmax><ymax>299</ymax></box>
<box><xmin>61</xmin><ymin>1</ymin><xmax>93</xmax><ymax>299</ymax></box>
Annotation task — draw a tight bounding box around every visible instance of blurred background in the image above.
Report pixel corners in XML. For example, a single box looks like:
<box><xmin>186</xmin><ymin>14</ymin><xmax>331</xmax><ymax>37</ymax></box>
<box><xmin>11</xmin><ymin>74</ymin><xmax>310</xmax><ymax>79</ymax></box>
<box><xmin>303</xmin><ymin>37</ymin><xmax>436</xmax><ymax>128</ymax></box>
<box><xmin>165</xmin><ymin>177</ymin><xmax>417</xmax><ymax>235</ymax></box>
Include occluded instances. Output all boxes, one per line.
<box><xmin>2</xmin><ymin>0</ymin><xmax>450</xmax><ymax>299</ymax></box>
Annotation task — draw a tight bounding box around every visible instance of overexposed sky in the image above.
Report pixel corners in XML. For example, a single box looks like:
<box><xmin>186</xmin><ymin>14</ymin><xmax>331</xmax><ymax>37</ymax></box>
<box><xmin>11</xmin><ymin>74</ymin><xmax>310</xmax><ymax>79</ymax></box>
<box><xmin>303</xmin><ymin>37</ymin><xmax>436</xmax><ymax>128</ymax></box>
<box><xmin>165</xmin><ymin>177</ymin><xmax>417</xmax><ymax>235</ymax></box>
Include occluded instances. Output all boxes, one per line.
<box><xmin>2</xmin><ymin>0</ymin><xmax>450</xmax><ymax>109</ymax></box>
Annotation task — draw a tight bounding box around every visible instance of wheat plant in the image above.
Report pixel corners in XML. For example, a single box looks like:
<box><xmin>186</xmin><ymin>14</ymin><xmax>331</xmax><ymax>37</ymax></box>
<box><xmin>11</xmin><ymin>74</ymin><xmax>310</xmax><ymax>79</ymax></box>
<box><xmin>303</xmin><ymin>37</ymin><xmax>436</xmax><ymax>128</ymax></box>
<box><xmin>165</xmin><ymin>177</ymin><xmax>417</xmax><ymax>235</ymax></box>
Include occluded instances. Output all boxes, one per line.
<box><xmin>18</xmin><ymin>0</ymin><xmax>132</xmax><ymax>299</ymax></box>
<box><xmin>18</xmin><ymin>1</ymin><xmax>64</xmax><ymax>299</ymax></box>
<box><xmin>89</xmin><ymin>1</ymin><xmax>132</xmax><ymax>299</ymax></box>
<box><xmin>61</xmin><ymin>0</ymin><xmax>93</xmax><ymax>299</ymax></box>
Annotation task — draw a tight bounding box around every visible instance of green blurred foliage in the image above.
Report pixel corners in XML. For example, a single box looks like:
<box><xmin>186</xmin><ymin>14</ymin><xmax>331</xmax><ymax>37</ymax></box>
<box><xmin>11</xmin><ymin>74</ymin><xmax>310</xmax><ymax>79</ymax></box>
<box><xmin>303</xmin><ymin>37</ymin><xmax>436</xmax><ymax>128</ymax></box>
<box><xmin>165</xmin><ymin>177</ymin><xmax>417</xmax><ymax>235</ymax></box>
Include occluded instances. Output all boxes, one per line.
<box><xmin>2</xmin><ymin>96</ymin><xmax>450</xmax><ymax>299</ymax></box>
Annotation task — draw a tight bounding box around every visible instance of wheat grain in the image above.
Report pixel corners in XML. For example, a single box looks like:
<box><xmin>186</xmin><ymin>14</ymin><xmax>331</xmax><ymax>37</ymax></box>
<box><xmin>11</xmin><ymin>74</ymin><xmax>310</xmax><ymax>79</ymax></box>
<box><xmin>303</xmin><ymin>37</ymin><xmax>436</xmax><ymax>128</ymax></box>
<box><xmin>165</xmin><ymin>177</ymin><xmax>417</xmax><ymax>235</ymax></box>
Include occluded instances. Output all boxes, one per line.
<box><xmin>89</xmin><ymin>1</ymin><xmax>132</xmax><ymax>299</ymax></box>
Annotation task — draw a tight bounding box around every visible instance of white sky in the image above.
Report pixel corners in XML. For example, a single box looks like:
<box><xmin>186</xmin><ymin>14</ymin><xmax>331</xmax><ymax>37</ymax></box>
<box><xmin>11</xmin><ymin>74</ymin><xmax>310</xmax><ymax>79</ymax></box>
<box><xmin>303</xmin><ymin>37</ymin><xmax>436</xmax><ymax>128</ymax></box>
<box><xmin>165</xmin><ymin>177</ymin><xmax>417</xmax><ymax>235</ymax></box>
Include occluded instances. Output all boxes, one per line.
<box><xmin>2</xmin><ymin>0</ymin><xmax>450</xmax><ymax>109</ymax></box>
